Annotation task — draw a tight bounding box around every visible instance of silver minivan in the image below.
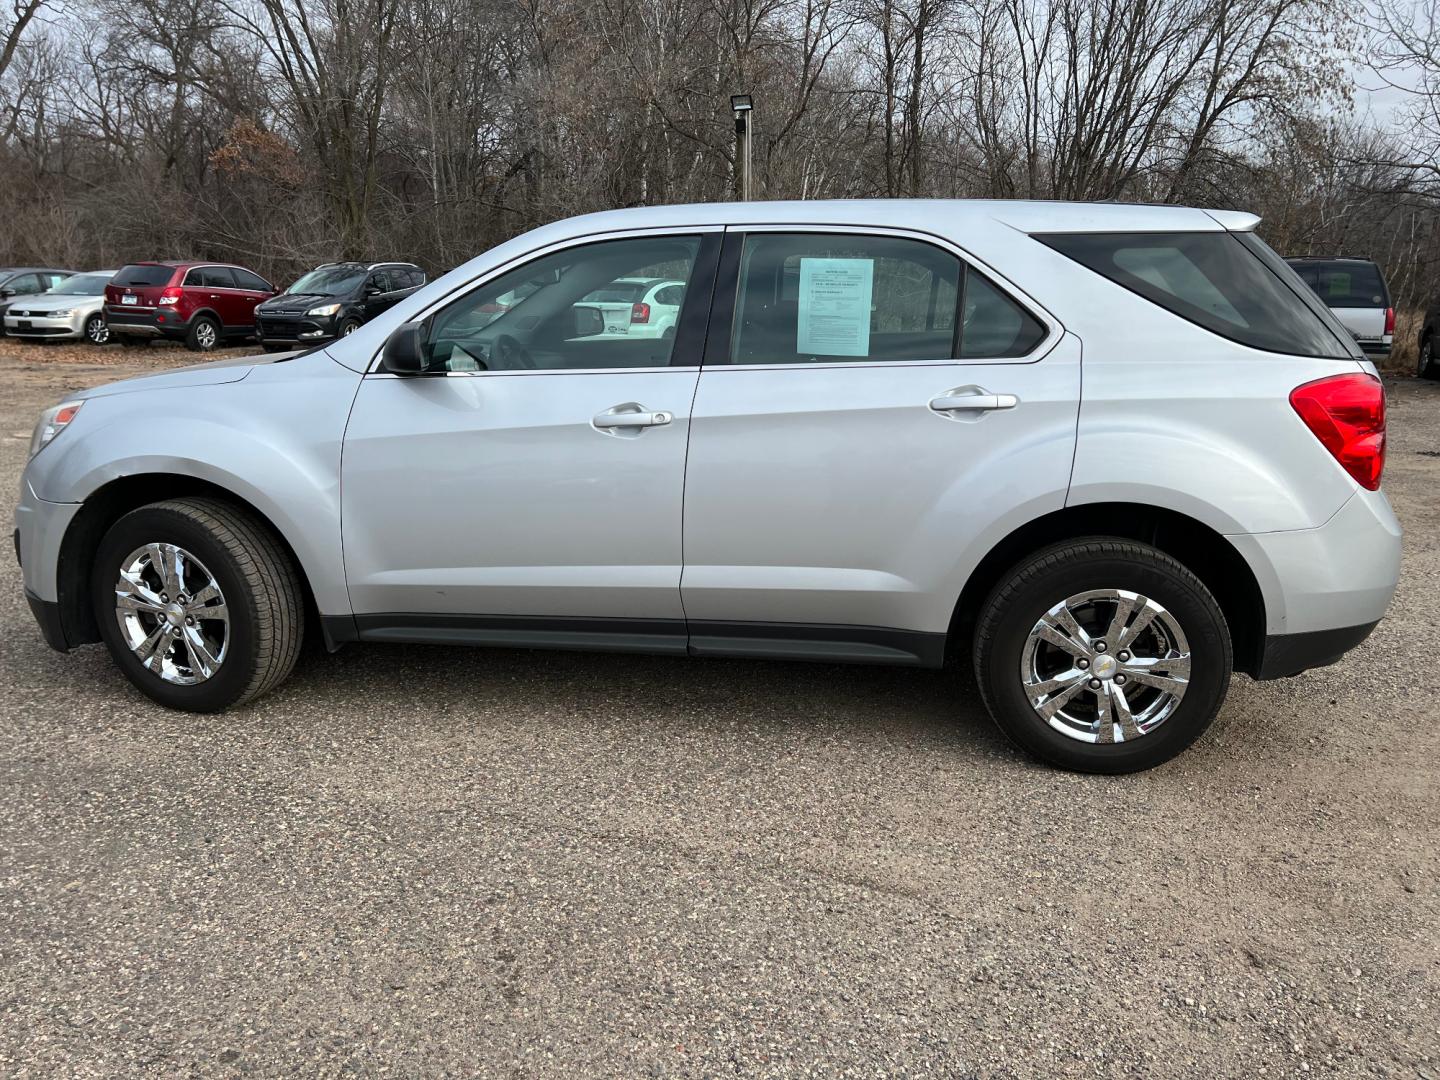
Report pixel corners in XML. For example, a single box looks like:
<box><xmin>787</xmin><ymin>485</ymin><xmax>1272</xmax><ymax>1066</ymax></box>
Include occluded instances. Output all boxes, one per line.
<box><xmin>14</xmin><ymin>201</ymin><xmax>1402</xmax><ymax>772</ymax></box>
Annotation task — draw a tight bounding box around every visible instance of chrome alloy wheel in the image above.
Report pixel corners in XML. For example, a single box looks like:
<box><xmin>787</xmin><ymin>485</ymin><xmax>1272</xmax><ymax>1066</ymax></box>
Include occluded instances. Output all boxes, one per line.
<box><xmin>114</xmin><ymin>543</ymin><xmax>229</xmax><ymax>685</ymax></box>
<box><xmin>1020</xmin><ymin>589</ymin><xmax>1191</xmax><ymax>744</ymax></box>
<box><xmin>195</xmin><ymin>321</ymin><xmax>217</xmax><ymax>349</ymax></box>
<box><xmin>86</xmin><ymin>316</ymin><xmax>109</xmax><ymax>344</ymax></box>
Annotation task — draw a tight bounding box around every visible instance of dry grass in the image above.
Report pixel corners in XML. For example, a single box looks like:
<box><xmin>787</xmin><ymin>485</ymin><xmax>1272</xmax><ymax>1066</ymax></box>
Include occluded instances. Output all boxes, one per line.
<box><xmin>0</xmin><ymin>336</ymin><xmax>255</xmax><ymax>368</ymax></box>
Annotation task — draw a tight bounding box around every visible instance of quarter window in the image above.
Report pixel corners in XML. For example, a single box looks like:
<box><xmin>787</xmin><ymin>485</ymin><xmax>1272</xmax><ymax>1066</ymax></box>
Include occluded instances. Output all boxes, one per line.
<box><xmin>423</xmin><ymin>235</ymin><xmax>703</xmax><ymax>372</ymax></box>
<box><xmin>233</xmin><ymin>268</ymin><xmax>271</xmax><ymax>292</ymax></box>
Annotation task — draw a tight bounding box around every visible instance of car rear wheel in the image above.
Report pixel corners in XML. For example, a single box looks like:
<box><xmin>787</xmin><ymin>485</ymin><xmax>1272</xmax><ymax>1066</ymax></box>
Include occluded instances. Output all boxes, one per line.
<box><xmin>973</xmin><ymin>538</ymin><xmax>1231</xmax><ymax>773</ymax></box>
<box><xmin>93</xmin><ymin>498</ymin><xmax>305</xmax><ymax>712</ymax></box>
<box><xmin>186</xmin><ymin>315</ymin><xmax>220</xmax><ymax>352</ymax></box>
<box><xmin>84</xmin><ymin>314</ymin><xmax>110</xmax><ymax>345</ymax></box>
<box><xmin>1419</xmin><ymin>335</ymin><xmax>1438</xmax><ymax>380</ymax></box>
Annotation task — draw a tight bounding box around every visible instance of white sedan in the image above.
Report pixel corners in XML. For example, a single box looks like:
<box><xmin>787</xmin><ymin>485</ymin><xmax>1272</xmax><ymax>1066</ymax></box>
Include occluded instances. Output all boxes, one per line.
<box><xmin>573</xmin><ymin>277</ymin><xmax>686</xmax><ymax>339</ymax></box>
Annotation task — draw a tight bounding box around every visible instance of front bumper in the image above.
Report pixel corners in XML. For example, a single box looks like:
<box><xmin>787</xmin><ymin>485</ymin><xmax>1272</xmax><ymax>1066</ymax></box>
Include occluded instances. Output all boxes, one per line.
<box><xmin>4</xmin><ymin>312</ymin><xmax>85</xmax><ymax>339</ymax></box>
<box><xmin>257</xmin><ymin>312</ymin><xmax>339</xmax><ymax>344</ymax></box>
<box><xmin>24</xmin><ymin>588</ymin><xmax>69</xmax><ymax>652</ymax></box>
<box><xmin>14</xmin><ymin>479</ymin><xmax>82</xmax><ymax>640</ymax></box>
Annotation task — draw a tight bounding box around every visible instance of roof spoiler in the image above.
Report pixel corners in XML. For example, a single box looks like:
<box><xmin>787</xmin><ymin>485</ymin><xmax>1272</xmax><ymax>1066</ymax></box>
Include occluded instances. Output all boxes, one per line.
<box><xmin>1203</xmin><ymin>209</ymin><xmax>1261</xmax><ymax>232</ymax></box>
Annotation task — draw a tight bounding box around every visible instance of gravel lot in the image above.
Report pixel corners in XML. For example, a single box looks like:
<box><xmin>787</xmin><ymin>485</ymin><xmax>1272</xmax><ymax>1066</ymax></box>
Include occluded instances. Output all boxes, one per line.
<box><xmin>1</xmin><ymin>341</ymin><xmax>1437</xmax><ymax>1078</ymax></box>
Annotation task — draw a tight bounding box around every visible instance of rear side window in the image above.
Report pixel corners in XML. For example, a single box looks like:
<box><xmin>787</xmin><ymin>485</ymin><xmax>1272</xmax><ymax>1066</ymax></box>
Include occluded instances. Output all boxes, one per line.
<box><xmin>233</xmin><ymin>268</ymin><xmax>271</xmax><ymax>291</ymax></box>
<box><xmin>1290</xmin><ymin>261</ymin><xmax>1388</xmax><ymax>309</ymax></box>
<box><xmin>113</xmin><ymin>264</ymin><xmax>174</xmax><ymax>287</ymax></box>
<box><xmin>1037</xmin><ymin>232</ymin><xmax>1354</xmax><ymax>359</ymax></box>
<box><xmin>202</xmin><ymin>266</ymin><xmax>237</xmax><ymax>288</ymax></box>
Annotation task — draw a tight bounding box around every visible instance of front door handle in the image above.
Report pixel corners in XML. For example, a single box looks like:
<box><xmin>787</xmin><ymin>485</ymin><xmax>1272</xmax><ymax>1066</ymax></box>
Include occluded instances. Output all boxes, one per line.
<box><xmin>929</xmin><ymin>389</ymin><xmax>1019</xmax><ymax>412</ymax></box>
<box><xmin>592</xmin><ymin>403</ymin><xmax>673</xmax><ymax>430</ymax></box>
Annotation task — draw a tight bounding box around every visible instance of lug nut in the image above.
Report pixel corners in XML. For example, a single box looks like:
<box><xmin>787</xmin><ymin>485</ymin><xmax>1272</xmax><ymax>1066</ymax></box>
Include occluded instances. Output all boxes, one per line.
<box><xmin>185</xmin><ymin>617</ymin><xmax>194</xmax><ymax>626</ymax></box>
<box><xmin>1118</xmin><ymin>650</ymin><xmax>1130</xmax><ymax>662</ymax></box>
<box><xmin>1115</xmin><ymin>674</ymin><xmax>1126</xmax><ymax>685</ymax></box>
<box><xmin>1094</xmin><ymin>641</ymin><xmax>1107</xmax><ymax>652</ymax></box>
<box><xmin>1089</xmin><ymin>678</ymin><xmax>1101</xmax><ymax>689</ymax></box>
<box><xmin>160</xmin><ymin>593</ymin><xmax>168</xmax><ymax>603</ymax></box>
<box><xmin>1077</xmin><ymin>659</ymin><xmax>1089</xmax><ymax>669</ymax></box>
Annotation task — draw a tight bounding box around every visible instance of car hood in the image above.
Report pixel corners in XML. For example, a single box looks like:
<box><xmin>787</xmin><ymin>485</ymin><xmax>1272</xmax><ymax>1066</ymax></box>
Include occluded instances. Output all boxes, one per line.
<box><xmin>259</xmin><ymin>293</ymin><xmax>337</xmax><ymax>313</ymax></box>
<box><xmin>10</xmin><ymin>293</ymin><xmax>105</xmax><ymax>313</ymax></box>
<box><xmin>71</xmin><ymin>351</ymin><xmax>289</xmax><ymax>400</ymax></box>
<box><xmin>1</xmin><ymin>291</ymin><xmax>58</xmax><ymax>308</ymax></box>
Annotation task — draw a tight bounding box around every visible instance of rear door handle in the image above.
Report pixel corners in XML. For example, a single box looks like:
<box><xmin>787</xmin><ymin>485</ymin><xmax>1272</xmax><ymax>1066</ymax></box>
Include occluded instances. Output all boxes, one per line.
<box><xmin>592</xmin><ymin>404</ymin><xmax>673</xmax><ymax>429</ymax></box>
<box><xmin>929</xmin><ymin>390</ymin><xmax>1019</xmax><ymax>412</ymax></box>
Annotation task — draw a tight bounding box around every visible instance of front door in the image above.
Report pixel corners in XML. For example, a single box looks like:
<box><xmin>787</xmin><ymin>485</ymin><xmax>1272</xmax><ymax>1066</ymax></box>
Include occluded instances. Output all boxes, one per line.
<box><xmin>340</xmin><ymin>231</ymin><xmax>719</xmax><ymax>650</ymax></box>
<box><xmin>679</xmin><ymin>228</ymin><xmax>1081</xmax><ymax>664</ymax></box>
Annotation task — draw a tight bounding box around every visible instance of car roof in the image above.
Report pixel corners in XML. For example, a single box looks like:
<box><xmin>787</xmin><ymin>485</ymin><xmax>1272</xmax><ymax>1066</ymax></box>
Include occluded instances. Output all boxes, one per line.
<box><xmin>1284</xmin><ymin>256</ymin><xmax>1382</xmax><ymax>265</ymax></box>
<box><xmin>0</xmin><ymin>267</ymin><xmax>74</xmax><ymax>275</ymax></box>
<box><xmin>538</xmin><ymin>199</ymin><xmax>1261</xmax><ymax>237</ymax></box>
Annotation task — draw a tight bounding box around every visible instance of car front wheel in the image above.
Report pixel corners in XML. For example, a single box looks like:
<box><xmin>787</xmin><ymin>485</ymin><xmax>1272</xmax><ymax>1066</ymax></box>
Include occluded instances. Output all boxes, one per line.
<box><xmin>973</xmin><ymin>538</ymin><xmax>1231</xmax><ymax>773</ymax></box>
<box><xmin>84</xmin><ymin>314</ymin><xmax>110</xmax><ymax>345</ymax></box>
<box><xmin>93</xmin><ymin>498</ymin><xmax>305</xmax><ymax>712</ymax></box>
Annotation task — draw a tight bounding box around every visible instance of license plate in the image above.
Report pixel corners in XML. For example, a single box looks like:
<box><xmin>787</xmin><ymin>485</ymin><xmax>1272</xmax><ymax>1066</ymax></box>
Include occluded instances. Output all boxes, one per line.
<box><xmin>122</xmin><ymin>295</ymin><xmax>138</xmax><ymax>305</ymax></box>
<box><xmin>18</xmin><ymin>321</ymin><xmax>30</xmax><ymax>330</ymax></box>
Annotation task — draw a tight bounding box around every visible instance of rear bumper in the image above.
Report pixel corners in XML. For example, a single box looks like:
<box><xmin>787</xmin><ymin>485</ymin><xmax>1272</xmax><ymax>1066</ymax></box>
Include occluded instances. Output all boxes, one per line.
<box><xmin>105</xmin><ymin>307</ymin><xmax>194</xmax><ymax>340</ymax></box>
<box><xmin>1255</xmin><ymin>621</ymin><xmax>1378</xmax><ymax>680</ymax></box>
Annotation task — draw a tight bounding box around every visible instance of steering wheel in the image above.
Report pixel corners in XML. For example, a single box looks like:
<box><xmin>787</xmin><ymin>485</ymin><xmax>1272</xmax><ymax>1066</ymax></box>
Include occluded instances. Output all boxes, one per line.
<box><xmin>492</xmin><ymin>334</ymin><xmax>535</xmax><ymax>369</ymax></box>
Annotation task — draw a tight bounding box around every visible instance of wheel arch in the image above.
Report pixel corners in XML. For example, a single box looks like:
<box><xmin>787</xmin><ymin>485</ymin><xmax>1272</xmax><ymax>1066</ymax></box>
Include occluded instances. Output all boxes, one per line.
<box><xmin>948</xmin><ymin>502</ymin><xmax>1267</xmax><ymax>676</ymax></box>
<box><xmin>54</xmin><ymin>474</ymin><xmax>321</xmax><ymax>650</ymax></box>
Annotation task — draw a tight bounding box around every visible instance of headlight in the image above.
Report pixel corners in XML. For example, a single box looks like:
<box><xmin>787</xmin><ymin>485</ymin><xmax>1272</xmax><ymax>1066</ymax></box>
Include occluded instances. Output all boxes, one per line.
<box><xmin>48</xmin><ymin>309</ymin><xmax>73</xmax><ymax>318</ymax></box>
<box><xmin>29</xmin><ymin>400</ymin><xmax>84</xmax><ymax>459</ymax></box>
<box><xmin>305</xmin><ymin>303</ymin><xmax>341</xmax><ymax>317</ymax></box>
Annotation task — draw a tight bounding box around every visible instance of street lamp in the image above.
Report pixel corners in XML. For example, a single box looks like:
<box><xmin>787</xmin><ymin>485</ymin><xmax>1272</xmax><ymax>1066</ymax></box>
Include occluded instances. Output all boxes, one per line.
<box><xmin>731</xmin><ymin>94</ymin><xmax>753</xmax><ymax>201</ymax></box>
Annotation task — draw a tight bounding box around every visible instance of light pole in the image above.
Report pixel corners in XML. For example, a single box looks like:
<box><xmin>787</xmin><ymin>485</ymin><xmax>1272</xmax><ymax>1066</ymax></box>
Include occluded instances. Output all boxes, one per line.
<box><xmin>731</xmin><ymin>94</ymin><xmax>752</xmax><ymax>202</ymax></box>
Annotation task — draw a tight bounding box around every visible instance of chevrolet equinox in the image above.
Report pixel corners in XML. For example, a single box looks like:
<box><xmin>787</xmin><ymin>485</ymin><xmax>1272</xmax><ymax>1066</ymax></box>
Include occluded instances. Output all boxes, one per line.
<box><xmin>14</xmin><ymin>201</ymin><xmax>1402</xmax><ymax>772</ymax></box>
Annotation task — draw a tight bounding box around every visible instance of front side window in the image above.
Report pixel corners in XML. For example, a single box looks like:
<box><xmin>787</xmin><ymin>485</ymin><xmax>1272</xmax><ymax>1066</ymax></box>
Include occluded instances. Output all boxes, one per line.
<box><xmin>422</xmin><ymin>235</ymin><xmax>702</xmax><ymax>373</ymax></box>
<box><xmin>6</xmin><ymin>274</ymin><xmax>41</xmax><ymax>294</ymax></box>
<box><xmin>233</xmin><ymin>268</ymin><xmax>271</xmax><ymax>292</ymax></box>
<box><xmin>1038</xmin><ymin>231</ymin><xmax>1355</xmax><ymax>358</ymax></box>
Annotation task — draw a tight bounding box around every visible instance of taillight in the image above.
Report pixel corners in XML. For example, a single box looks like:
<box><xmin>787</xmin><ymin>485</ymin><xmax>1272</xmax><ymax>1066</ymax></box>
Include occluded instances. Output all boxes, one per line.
<box><xmin>1384</xmin><ymin>307</ymin><xmax>1395</xmax><ymax>335</ymax></box>
<box><xmin>631</xmin><ymin>302</ymin><xmax>650</xmax><ymax>324</ymax></box>
<box><xmin>1289</xmin><ymin>373</ymin><xmax>1386</xmax><ymax>490</ymax></box>
<box><xmin>158</xmin><ymin>287</ymin><xmax>183</xmax><ymax>305</ymax></box>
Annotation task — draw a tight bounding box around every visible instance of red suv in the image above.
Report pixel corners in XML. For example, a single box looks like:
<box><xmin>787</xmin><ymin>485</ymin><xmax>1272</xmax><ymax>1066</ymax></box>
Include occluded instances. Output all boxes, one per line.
<box><xmin>104</xmin><ymin>261</ymin><xmax>276</xmax><ymax>351</ymax></box>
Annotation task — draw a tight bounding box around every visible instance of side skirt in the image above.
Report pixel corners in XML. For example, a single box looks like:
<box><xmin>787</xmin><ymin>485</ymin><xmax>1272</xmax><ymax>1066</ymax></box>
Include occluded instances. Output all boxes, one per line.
<box><xmin>322</xmin><ymin>613</ymin><xmax>947</xmax><ymax>669</ymax></box>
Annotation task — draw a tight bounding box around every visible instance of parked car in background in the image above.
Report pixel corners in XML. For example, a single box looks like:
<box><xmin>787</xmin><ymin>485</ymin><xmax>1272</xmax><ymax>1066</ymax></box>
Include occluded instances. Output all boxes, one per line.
<box><xmin>1414</xmin><ymin>296</ymin><xmax>1440</xmax><ymax>379</ymax></box>
<box><xmin>16</xmin><ymin>201</ymin><xmax>1400</xmax><ymax>774</ymax></box>
<box><xmin>573</xmin><ymin>277</ymin><xmax>686</xmax><ymax>338</ymax></box>
<box><xmin>104</xmin><ymin>262</ymin><xmax>275</xmax><ymax>351</ymax></box>
<box><xmin>255</xmin><ymin>262</ymin><xmax>425</xmax><ymax>351</ymax></box>
<box><xmin>0</xmin><ymin>268</ymin><xmax>75</xmax><ymax>335</ymax></box>
<box><xmin>1286</xmin><ymin>256</ymin><xmax>1393</xmax><ymax>360</ymax></box>
<box><xmin>4</xmin><ymin>271</ymin><xmax>117</xmax><ymax>344</ymax></box>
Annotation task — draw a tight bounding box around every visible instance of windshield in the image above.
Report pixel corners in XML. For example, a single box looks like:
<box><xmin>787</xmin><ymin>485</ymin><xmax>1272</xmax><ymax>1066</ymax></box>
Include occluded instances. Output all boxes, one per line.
<box><xmin>52</xmin><ymin>273</ymin><xmax>113</xmax><ymax>295</ymax></box>
<box><xmin>285</xmin><ymin>268</ymin><xmax>366</xmax><ymax>296</ymax></box>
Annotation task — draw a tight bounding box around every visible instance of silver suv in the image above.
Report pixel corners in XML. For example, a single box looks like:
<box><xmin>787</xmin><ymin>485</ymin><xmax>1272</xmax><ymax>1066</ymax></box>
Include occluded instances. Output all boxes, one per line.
<box><xmin>13</xmin><ymin>201</ymin><xmax>1401</xmax><ymax>772</ymax></box>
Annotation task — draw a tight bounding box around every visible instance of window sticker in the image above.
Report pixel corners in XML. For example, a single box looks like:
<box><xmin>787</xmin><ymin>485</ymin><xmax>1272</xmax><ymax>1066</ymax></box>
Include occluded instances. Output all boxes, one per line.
<box><xmin>797</xmin><ymin>258</ymin><xmax>874</xmax><ymax>357</ymax></box>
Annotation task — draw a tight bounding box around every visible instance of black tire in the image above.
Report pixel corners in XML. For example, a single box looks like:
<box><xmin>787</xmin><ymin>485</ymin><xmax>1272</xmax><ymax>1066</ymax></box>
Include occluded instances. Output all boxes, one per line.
<box><xmin>973</xmin><ymin>538</ymin><xmax>1231</xmax><ymax>774</ymax></box>
<box><xmin>1419</xmin><ymin>335</ymin><xmax>1438</xmax><ymax>380</ymax></box>
<box><xmin>186</xmin><ymin>315</ymin><xmax>220</xmax><ymax>352</ymax></box>
<box><xmin>339</xmin><ymin>318</ymin><xmax>362</xmax><ymax>337</ymax></box>
<box><xmin>92</xmin><ymin>498</ymin><xmax>305</xmax><ymax>712</ymax></box>
<box><xmin>84</xmin><ymin>313</ymin><xmax>110</xmax><ymax>345</ymax></box>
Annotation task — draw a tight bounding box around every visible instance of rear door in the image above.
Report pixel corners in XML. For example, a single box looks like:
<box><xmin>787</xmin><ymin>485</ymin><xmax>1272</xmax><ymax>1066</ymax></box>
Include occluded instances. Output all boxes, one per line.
<box><xmin>230</xmin><ymin>268</ymin><xmax>274</xmax><ymax>328</ymax></box>
<box><xmin>679</xmin><ymin>227</ymin><xmax>1081</xmax><ymax>664</ymax></box>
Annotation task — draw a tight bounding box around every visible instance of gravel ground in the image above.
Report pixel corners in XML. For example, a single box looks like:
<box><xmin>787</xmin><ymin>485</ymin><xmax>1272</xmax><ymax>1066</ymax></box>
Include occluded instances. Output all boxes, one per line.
<box><xmin>1</xmin><ymin>341</ymin><xmax>1437</xmax><ymax>1078</ymax></box>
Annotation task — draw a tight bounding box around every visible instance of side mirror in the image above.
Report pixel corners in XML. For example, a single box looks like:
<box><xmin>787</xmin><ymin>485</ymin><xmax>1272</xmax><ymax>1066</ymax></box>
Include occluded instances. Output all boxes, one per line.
<box><xmin>381</xmin><ymin>322</ymin><xmax>427</xmax><ymax>375</ymax></box>
<box><xmin>365</xmin><ymin>286</ymin><xmax>383</xmax><ymax>297</ymax></box>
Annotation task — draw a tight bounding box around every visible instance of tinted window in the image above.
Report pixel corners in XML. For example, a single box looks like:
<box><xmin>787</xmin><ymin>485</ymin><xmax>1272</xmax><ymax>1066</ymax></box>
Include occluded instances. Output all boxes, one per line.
<box><xmin>113</xmin><ymin>264</ymin><xmax>175</xmax><ymax>287</ymax></box>
<box><xmin>233</xmin><ymin>268</ymin><xmax>271</xmax><ymax>292</ymax></box>
<box><xmin>1039</xmin><ymin>232</ymin><xmax>1354</xmax><ymax>359</ymax></box>
<box><xmin>730</xmin><ymin>233</ymin><xmax>961</xmax><ymax>364</ymax></box>
<box><xmin>367</xmin><ymin>272</ymin><xmax>391</xmax><ymax>293</ymax></box>
<box><xmin>425</xmin><ymin>235</ymin><xmax>702</xmax><ymax>372</ymax></box>
<box><xmin>1290</xmin><ymin>260</ymin><xmax>1388</xmax><ymax>308</ymax></box>
<box><xmin>202</xmin><ymin>266</ymin><xmax>237</xmax><ymax>288</ymax></box>
<box><xmin>5</xmin><ymin>274</ymin><xmax>41</xmax><ymax>294</ymax></box>
<box><xmin>403</xmin><ymin>269</ymin><xmax>426</xmax><ymax>289</ymax></box>
<box><xmin>961</xmin><ymin>273</ymin><xmax>1047</xmax><ymax>358</ymax></box>
<box><xmin>654</xmin><ymin>284</ymin><xmax>685</xmax><ymax>306</ymax></box>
